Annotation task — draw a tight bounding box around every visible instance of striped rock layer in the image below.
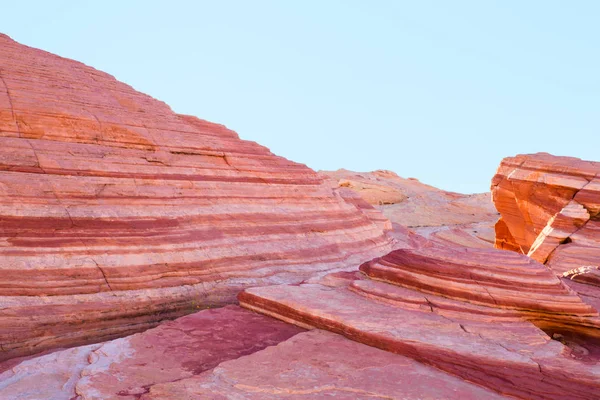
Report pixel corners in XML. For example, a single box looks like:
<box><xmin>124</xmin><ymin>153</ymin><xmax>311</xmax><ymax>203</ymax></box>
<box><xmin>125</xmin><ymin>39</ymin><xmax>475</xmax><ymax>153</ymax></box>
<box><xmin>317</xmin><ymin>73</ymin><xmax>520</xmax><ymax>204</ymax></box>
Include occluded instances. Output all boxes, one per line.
<box><xmin>0</xmin><ymin>34</ymin><xmax>392</xmax><ymax>361</ymax></box>
<box><xmin>491</xmin><ymin>153</ymin><xmax>600</xmax><ymax>275</ymax></box>
<box><xmin>240</xmin><ymin>236</ymin><xmax>600</xmax><ymax>399</ymax></box>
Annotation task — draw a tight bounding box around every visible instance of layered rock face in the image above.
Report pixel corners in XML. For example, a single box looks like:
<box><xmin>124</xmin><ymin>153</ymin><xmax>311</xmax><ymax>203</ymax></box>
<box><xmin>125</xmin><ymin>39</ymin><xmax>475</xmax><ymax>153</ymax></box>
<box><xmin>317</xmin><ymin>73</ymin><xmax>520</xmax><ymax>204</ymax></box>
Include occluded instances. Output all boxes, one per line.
<box><xmin>1</xmin><ymin>306</ymin><xmax>507</xmax><ymax>399</ymax></box>
<box><xmin>4</xmin><ymin>32</ymin><xmax>600</xmax><ymax>400</ymax></box>
<box><xmin>322</xmin><ymin>169</ymin><xmax>499</xmax><ymax>248</ymax></box>
<box><xmin>6</xmin><ymin>226</ymin><xmax>599</xmax><ymax>399</ymax></box>
<box><xmin>492</xmin><ymin>153</ymin><xmax>600</xmax><ymax>275</ymax></box>
<box><xmin>240</xmin><ymin>233</ymin><xmax>600</xmax><ymax>399</ymax></box>
<box><xmin>0</xmin><ymin>34</ymin><xmax>393</xmax><ymax>361</ymax></box>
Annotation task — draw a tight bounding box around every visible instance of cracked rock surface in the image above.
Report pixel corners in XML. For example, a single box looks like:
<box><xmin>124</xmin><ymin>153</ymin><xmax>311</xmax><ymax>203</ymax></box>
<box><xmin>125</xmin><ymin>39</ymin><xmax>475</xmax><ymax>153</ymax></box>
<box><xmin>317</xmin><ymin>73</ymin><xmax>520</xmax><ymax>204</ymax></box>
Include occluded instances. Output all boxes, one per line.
<box><xmin>0</xmin><ymin>33</ymin><xmax>393</xmax><ymax>361</ymax></box>
<box><xmin>142</xmin><ymin>330</ymin><xmax>507</xmax><ymax>399</ymax></box>
<box><xmin>239</xmin><ymin>232</ymin><xmax>600</xmax><ymax>399</ymax></box>
<box><xmin>0</xmin><ymin>306</ymin><xmax>303</xmax><ymax>399</ymax></box>
<box><xmin>492</xmin><ymin>153</ymin><xmax>600</xmax><ymax>321</ymax></box>
<box><xmin>492</xmin><ymin>153</ymin><xmax>600</xmax><ymax>275</ymax></box>
<box><xmin>2</xmin><ymin>30</ymin><xmax>600</xmax><ymax>400</ymax></box>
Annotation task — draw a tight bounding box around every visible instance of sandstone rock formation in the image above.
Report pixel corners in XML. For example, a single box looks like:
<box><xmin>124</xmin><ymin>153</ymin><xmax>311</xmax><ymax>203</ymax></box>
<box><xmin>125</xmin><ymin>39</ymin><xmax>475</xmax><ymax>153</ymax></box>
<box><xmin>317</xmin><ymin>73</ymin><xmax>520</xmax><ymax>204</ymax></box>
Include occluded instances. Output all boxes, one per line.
<box><xmin>492</xmin><ymin>153</ymin><xmax>599</xmax><ymax>275</ymax></box>
<box><xmin>240</xmin><ymin>234</ymin><xmax>600</xmax><ymax>399</ymax></box>
<box><xmin>1</xmin><ymin>306</ymin><xmax>509</xmax><ymax>399</ymax></box>
<box><xmin>322</xmin><ymin>169</ymin><xmax>499</xmax><ymax>248</ymax></box>
<box><xmin>492</xmin><ymin>153</ymin><xmax>600</xmax><ymax>316</ymax></box>
<box><xmin>0</xmin><ymin>306</ymin><xmax>303</xmax><ymax>399</ymax></box>
<box><xmin>0</xmin><ymin>34</ymin><xmax>393</xmax><ymax>361</ymax></box>
<box><xmin>4</xmin><ymin>32</ymin><xmax>600</xmax><ymax>400</ymax></box>
<box><xmin>142</xmin><ymin>330</ymin><xmax>506</xmax><ymax>399</ymax></box>
<box><xmin>6</xmin><ymin>228</ymin><xmax>599</xmax><ymax>399</ymax></box>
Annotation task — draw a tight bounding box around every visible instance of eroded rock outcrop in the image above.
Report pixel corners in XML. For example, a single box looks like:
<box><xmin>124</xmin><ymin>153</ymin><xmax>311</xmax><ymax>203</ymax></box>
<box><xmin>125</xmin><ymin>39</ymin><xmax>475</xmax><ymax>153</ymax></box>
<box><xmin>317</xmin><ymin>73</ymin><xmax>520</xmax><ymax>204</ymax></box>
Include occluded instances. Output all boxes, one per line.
<box><xmin>240</xmin><ymin>233</ymin><xmax>600</xmax><ymax>399</ymax></box>
<box><xmin>322</xmin><ymin>169</ymin><xmax>499</xmax><ymax>248</ymax></box>
<box><xmin>492</xmin><ymin>153</ymin><xmax>600</xmax><ymax>274</ymax></box>
<box><xmin>0</xmin><ymin>34</ymin><xmax>393</xmax><ymax>361</ymax></box>
<box><xmin>492</xmin><ymin>153</ymin><xmax>600</xmax><ymax>317</ymax></box>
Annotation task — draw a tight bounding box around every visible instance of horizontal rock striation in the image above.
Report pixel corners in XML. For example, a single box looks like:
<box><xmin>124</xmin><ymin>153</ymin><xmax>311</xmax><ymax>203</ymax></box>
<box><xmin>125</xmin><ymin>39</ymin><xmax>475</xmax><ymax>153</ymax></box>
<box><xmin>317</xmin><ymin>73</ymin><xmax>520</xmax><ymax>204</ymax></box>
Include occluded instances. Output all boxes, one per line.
<box><xmin>563</xmin><ymin>266</ymin><xmax>600</xmax><ymax>288</ymax></box>
<box><xmin>0</xmin><ymin>34</ymin><xmax>393</xmax><ymax>361</ymax></box>
<box><xmin>240</xmin><ymin>234</ymin><xmax>600</xmax><ymax>399</ymax></box>
<box><xmin>359</xmin><ymin>245</ymin><xmax>600</xmax><ymax>336</ymax></box>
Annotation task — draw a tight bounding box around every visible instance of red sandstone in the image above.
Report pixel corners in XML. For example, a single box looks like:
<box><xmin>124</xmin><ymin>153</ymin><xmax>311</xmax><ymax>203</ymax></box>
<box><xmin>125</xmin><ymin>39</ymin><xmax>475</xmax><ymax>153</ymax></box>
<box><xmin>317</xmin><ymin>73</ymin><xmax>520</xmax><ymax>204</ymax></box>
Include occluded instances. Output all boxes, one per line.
<box><xmin>239</xmin><ymin>233</ymin><xmax>600</xmax><ymax>399</ymax></box>
<box><xmin>2</xmin><ymin>33</ymin><xmax>600</xmax><ymax>400</ymax></box>
<box><xmin>492</xmin><ymin>153</ymin><xmax>600</xmax><ymax>275</ymax></box>
<box><xmin>0</xmin><ymin>34</ymin><xmax>392</xmax><ymax>361</ymax></box>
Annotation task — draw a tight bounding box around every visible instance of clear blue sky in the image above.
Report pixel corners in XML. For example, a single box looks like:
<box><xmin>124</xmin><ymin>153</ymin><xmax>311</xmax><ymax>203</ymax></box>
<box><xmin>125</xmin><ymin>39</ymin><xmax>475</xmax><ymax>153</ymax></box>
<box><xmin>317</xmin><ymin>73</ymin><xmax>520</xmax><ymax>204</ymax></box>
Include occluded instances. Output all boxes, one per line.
<box><xmin>2</xmin><ymin>1</ymin><xmax>598</xmax><ymax>193</ymax></box>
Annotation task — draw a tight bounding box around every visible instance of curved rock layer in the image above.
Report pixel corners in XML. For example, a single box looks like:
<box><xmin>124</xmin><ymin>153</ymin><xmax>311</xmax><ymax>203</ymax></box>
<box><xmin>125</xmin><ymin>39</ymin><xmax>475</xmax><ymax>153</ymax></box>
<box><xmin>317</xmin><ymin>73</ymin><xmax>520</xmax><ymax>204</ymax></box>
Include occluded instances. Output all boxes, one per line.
<box><xmin>492</xmin><ymin>153</ymin><xmax>600</xmax><ymax>274</ymax></box>
<box><xmin>360</xmin><ymin>245</ymin><xmax>600</xmax><ymax>335</ymax></box>
<box><xmin>0</xmin><ymin>34</ymin><xmax>393</xmax><ymax>361</ymax></box>
<box><xmin>240</xmin><ymin>236</ymin><xmax>600</xmax><ymax>399</ymax></box>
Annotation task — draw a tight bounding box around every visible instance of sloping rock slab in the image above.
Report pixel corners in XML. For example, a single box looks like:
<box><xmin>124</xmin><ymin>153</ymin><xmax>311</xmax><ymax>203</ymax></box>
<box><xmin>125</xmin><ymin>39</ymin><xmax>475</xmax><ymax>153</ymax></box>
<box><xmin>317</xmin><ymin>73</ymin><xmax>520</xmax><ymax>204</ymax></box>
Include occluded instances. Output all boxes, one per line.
<box><xmin>240</xmin><ymin>276</ymin><xmax>600</xmax><ymax>399</ymax></box>
<box><xmin>142</xmin><ymin>330</ymin><xmax>508</xmax><ymax>399</ymax></box>
<box><xmin>492</xmin><ymin>153</ymin><xmax>600</xmax><ymax>274</ymax></box>
<box><xmin>0</xmin><ymin>305</ymin><xmax>303</xmax><ymax>399</ymax></box>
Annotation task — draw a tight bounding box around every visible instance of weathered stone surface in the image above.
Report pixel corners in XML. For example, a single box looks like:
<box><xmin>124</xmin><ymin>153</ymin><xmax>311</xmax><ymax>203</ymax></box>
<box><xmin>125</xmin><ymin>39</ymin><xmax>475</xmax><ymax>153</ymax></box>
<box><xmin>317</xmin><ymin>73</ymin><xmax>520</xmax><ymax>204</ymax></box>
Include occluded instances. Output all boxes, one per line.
<box><xmin>0</xmin><ymin>34</ymin><xmax>393</xmax><ymax>361</ymax></box>
<box><xmin>1</xmin><ymin>304</ymin><xmax>509</xmax><ymax>399</ymax></box>
<box><xmin>564</xmin><ymin>266</ymin><xmax>600</xmax><ymax>288</ymax></box>
<box><xmin>240</xmin><ymin>237</ymin><xmax>600</xmax><ymax>399</ymax></box>
<box><xmin>527</xmin><ymin>200</ymin><xmax>590</xmax><ymax>264</ymax></box>
<box><xmin>360</xmin><ymin>246</ymin><xmax>598</xmax><ymax>325</ymax></box>
<box><xmin>492</xmin><ymin>153</ymin><xmax>600</xmax><ymax>275</ymax></box>
<box><xmin>324</xmin><ymin>169</ymin><xmax>415</xmax><ymax>205</ymax></box>
<box><xmin>322</xmin><ymin>169</ymin><xmax>441</xmax><ymax>204</ymax></box>
<box><xmin>0</xmin><ymin>344</ymin><xmax>100</xmax><ymax>400</ymax></box>
<box><xmin>322</xmin><ymin>169</ymin><xmax>499</xmax><ymax>248</ymax></box>
<box><xmin>143</xmin><ymin>330</ymin><xmax>508</xmax><ymax>399</ymax></box>
<box><xmin>0</xmin><ymin>305</ymin><xmax>303</xmax><ymax>399</ymax></box>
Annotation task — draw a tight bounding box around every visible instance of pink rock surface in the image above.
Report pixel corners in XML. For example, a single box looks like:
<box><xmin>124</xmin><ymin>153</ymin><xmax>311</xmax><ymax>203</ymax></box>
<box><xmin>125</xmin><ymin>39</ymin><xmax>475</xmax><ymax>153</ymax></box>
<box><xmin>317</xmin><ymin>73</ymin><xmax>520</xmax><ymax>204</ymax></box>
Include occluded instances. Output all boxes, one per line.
<box><xmin>547</xmin><ymin>219</ymin><xmax>600</xmax><ymax>276</ymax></box>
<box><xmin>240</xmin><ymin>238</ymin><xmax>600</xmax><ymax>399</ymax></box>
<box><xmin>492</xmin><ymin>153</ymin><xmax>600</xmax><ymax>321</ymax></box>
<box><xmin>0</xmin><ymin>34</ymin><xmax>393</xmax><ymax>361</ymax></box>
<box><xmin>0</xmin><ymin>344</ymin><xmax>101</xmax><ymax>400</ymax></box>
<box><xmin>360</xmin><ymin>246</ymin><xmax>599</xmax><ymax>329</ymax></box>
<box><xmin>564</xmin><ymin>266</ymin><xmax>600</xmax><ymax>288</ymax></box>
<box><xmin>322</xmin><ymin>169</ymin><xmax>499</xmax><ymax>248</ymax></box>
<box><xmin>527</xmin><ymin>200</ymin><xmax>590</xmax><ymax>264</ymax></box>
<box><xmin>322</xmin><ymin>169</ymin><xmax>443</xmax><ymax>202</ymax></box>
<box><xmin>142</xmin><ymin>330</ymin><xmax>508</xmax><ymax>399</ymax></box>
<box><xmin>492</xmin><ymin>153</ymin><xmax>600</xmax><ymax>275</ymax></box>
<box><xmin>0</xmin><ymin>305</ymin><xmax>303</xmax><ymax>399</ymax></box>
